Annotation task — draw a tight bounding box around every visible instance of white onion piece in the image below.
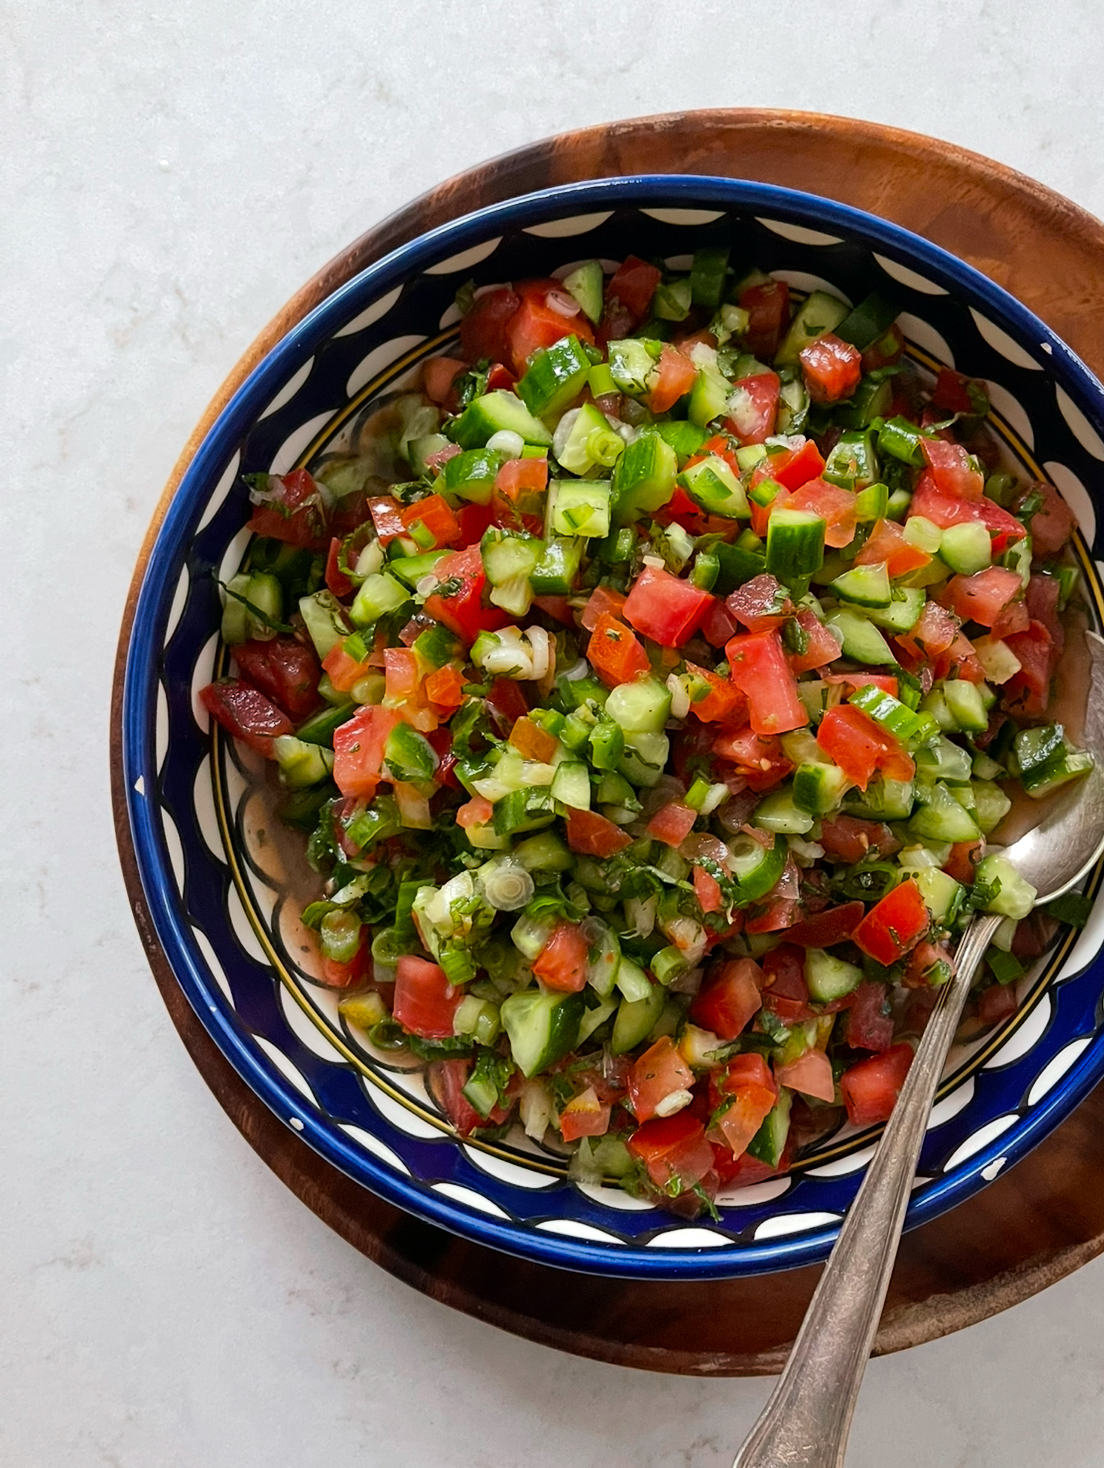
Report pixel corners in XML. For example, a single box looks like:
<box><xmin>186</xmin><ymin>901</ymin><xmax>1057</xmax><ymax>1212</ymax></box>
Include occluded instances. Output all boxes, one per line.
<box><xmin>486</xmin><ymin>429</ymin><xmax>525</xmax><ymax>459</ymax></box>
<box><xmin>666</xmin><ymin>672</ymin><xmax>690</xmax><ymax>721</ymax></box>
<box><xmin>552</xmin><ymin>408</ymin><xmax>582</xmax><ymax>463</ymax></box>
<box><xmin>546</xmin><ymin>288</ymin><xmax>582</xmax><ymax>317</ymax></box>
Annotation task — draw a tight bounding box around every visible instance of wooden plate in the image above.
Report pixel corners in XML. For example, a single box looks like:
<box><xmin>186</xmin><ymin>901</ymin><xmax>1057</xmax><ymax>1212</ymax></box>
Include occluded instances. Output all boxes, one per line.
<box><xmin>111</xmin><ymin>109</ymin><xmax>1104</xmax><ymax>1374</ymax></box>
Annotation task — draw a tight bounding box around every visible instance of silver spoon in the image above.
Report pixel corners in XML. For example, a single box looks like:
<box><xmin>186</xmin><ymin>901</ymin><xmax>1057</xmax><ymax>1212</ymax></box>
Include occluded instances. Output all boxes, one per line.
<box><xmin>733</xmin><ymin>628</ymin><xmax>1104</xmax><ymax>1468</ymax></box>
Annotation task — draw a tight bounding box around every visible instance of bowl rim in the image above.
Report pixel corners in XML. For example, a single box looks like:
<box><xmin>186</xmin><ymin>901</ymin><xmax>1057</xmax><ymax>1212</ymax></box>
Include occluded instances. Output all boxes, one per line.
<box><xmin>121</xmin><ymin>170</ymin><xmax>1104</xmax><ymax>1280</ymax></box>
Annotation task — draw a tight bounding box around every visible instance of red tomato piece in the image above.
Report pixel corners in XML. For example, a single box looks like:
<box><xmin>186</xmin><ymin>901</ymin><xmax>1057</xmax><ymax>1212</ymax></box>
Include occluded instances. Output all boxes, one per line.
<box><xmin>246</xmin><ymin>468</ymin><xmax>330</xmax><ymax>550</ymax></box>
<box><xmin>508</xmin><ymin>715</ymin><xmax>558</xmax><ymax>763</ymax></box>
<box><xmin>693</xmin><ymin>864</ymin><xmax>725</xmax><ymax>914</ymax></box>
<box><xmin>560</xmin><ymin>1087</ymin><xmax>612</xmax><ymax>1141</ymax></box>
<box><xmin>819</xmin><ymin>814</ymin><xmax>900</xmax><ymax>864</ymax></box>
<box><xmin>712</xmin><ymin>725</ymin><xmax>793</xmax><ymax>791</ymax></box>
<box><xmin>456</xmin><ymin>794</ymin><xmax>494</xmax><ymax>829</ymax></box>
<box><xmin>725</xmin><ymin>573</ymin><xmax>792</xmax><ymax>633</ymax></box>
<box><xmin>532</xmin><ymin>922</ymin><xmax>590</xmax><ymax>993</ymax></box>
<box><xmin>484</xmin><ymin>675</ymin><xmax>530</xmax><ymax>731</ymax></box>
<box><xmin>855</xmin><ymin>518</ymin><xmax>932</xmax><ymax>578</ymax></box>
<box><xmin>460</xmin><ymin>287</ymin><xmax>521</xmax><ymax>365</ymax></box>
<box><xmin>684</xmin><ymin>662</ymin><xmax>746</xmax><ymax>724</ymax></box>
<box><xmin>931</xmin><ymin>367</ymin><xmax>983</xmax><ymax>416</ymax></box>
<box><xmin>199</xmin><ymin>680</ymin><xmax>293</xmax><ymax>757</ymax></box>
<box><xmin>709</xmin><ymin>1053</ymin><xmax>779</xmax><ymax>1157</ymax></box>
<box><xmin>782</xmin><ymin>475</ymin><xmax>859</xmax><ymax>549</ymax></box>
<box><xmin>322</xmin><ymin>640</ymin><xmax>374</xmax><ymax>695</ymax></box>
<box><xmin>324</xmin><ymin>535</ymin><xmax>356</xmax><ymax>599</ymax></box>
<box><xmin>908</xmin><ymin>472</ymin><xmax>1026</xmax><ymax>551</ymax></box>
<box><xmin>587</xmin><ymin>612</ymin><xmax>651</xmax><ymax>687</ymax></box>
<box><xmin>232</xmin><ymin>636</ymin><xmax>323</xmax><ymax>722</ymax></box>
<box><xmin>507</xmin><ymin>281</ymin><xmax>595</xmax><ymax>375</ymax></box>
<box><xmin>920</xmin><ymin>437</ymin><xmax>984</xmax><ymax>500</ymax></box>
<box><xmin>422</xmin><ymin>355</ymin><xmax>466</xmax><ymax>405</ymax></box>
<box><xmin>751</xmin><ymin>437</ymin><xmax>826</xmax><ymax>492</ymax></box>
<box><xmin>702</xmin><ymin>600</ymin><xmax>739</xmax><ymax>648</ymax></box>
<box><xmin>1002</xmin><ymin>620</ymin><xmax>1058</xmax><ymax>717</ymax></box>
<box><xmin>852</xmin><ymin>879</ymin><xmax>931</xmax><ymax>966</ymax></box>
<box><xmin>628</xmin><ymin>1112</ymin><xmax>716</xmax><ymax>1192</ymax></box>
<box><xmin>627</xmin><ymin>1037</ymin><xmax>695</xmax><ymax>1123</ymax></box>
<box><xmin>942</xmin><ymin>567</ymin><xmax>1024</xmax><ymax>627</ymax></box>
<box><xmin>456</xmin><ymin>501</ymin><xmax>496</xmax><ymax>547</ymax></box>
<box><xmin>393</xmin><ymin>956</ymin><xmax>464</xmax><ymax>1039</ymax></box>
<box><xmin>319</xmin><ymin>940</ymin><xmax>373</xmax><ymax>991</ymax></box>
<box><xmin>605</xmin><ymin>256</ymin><xmax>662</xmax><ymax>326</ymax></box>
<box><xmin>977</xmin><ymin>984</ymin><xmax>1019</xmax><ymax>1027</ymax></box>
<box><xmin>1019</xmin><ymin>480</ymin><xmax>1076</xmax><ymax>556</ymax></box>
<box><xmin>862</xmin><ymin>322</ymin><xmax>906</xmax><ymax>372</ymax></box>
<box><xmin>425</xmin><ymin>545</ymin><xmax>496</xmax><ymax>643</ymax></box>
<box><xmin>367</xmin><ymin>495</ymin><xmax>406</xmax><ymax>544</ymax></box>
<box><xmin>725</xmin><ymin>630</ymin><xmax>808</xmax><ymax>736</ymax></box>
<box><xmin>799</xmin><ymin>333</ymin><xmax>862</xmax><ymax>404</ymax></box>
<box><xmin>841</xmin><ymin>1044</ymin><xmax>914</xmax><ymax>1127</ymax></box>
<box><xmin>759</xmin><ymin>944</ymin><xmax>812</xmax><ymax>1023</ymax></box>
<box><xmin>429</xmin><ymin>1058</ymin><xmax>513</xmax><ymax>1136</ymax></box>
<box><xmin>788</xmin><ymin>606</ymin><xmax>844</xmax><ymax>674</ymax></box>
<box><xmin>726</xmin><ymin>372</ymin><xmax>781</xmax><ymax>444</ymax></box>
<box><xmin>739</xmin><ymin>278</ymin><xmax>791</xmax><ymax>359</ymax></box>
<box><xmin>581</xmin><ymin>584</ymin><xmax>628</xmax><ymax>631</ymax></box>
<box><xmin>1025</xmin><ymin>573</ymin><xmax>1065</xmax><ymax>650</ymax></box>
<box><xmin>775</xmin><ymin>1047</ymin><xmax>836</xmax><ymax>1103</ymax></box>
<box><xmin>943</xmin><ymin>838</ymin><xmax>984</xmax><ymax>886</ymax></box>
<box><xmin>817</xmin><ymin>704</ymin><xmax>914</xmax><ymax>791</ymax></box>
<box><xmin>822</xmin><ymin>671</ymin><xmax>899</xmax><ymax>697</ymax></box>
<box><xmin>782</xmin><ymin>902</ymin><xmax>866</xmax><ymax>949</ymax></box>
<box><xmin>845</xmin><ymin>982</ymin><xmax>895</xmax><ymax>1051</ymax></box>
<box><xmin>646</xmin><ymin>345</ymin><xmax>698</xmax><ymax>413</ymax></box>
<box><xmin>399</xmin><ymin>493</ymin><xmax>461</xmax><ymax>549</ymax></box>
<box><xmin>646</xmin><ymin>801</ymin><xmax>699</xmax><ymax>847</ymax></box>
<box><xmin>332</xmin><ymin>705</ymin><xmax>403</xmax><ymax>798</ymax></box>
<box><xmin>690</xmin><ymin>958</ymin><xmax>763</xmax><ymax>1041</ymax></box>
<box><xmin>564</xmin><ymin>806</ymin><xmax>633</xmax><ymax>858</ymax></box>
<box><xmin>623</xmin><ymin>564</ymin><xmax>715</xmax><ymax>648</ymax></box>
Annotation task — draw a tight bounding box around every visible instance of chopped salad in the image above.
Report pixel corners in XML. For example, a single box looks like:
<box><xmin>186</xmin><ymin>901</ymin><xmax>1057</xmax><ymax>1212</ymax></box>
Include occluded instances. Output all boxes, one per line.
<box><xmin>201</xmin><ymin>247</ymin><xmax>1093</xmax><ymax>1215</ymax></box>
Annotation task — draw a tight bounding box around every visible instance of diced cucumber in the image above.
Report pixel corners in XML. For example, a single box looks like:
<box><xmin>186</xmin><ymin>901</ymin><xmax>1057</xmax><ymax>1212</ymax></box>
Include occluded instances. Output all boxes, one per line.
<box><xmin>690</xmin><ymin>246</ymin><xmax>730</xmax><ymax>309</ymax></box>
<box><xmin>943</xmin><ymin>679</ymin><xmax>989</xmax><ymax>734</ymax></box>
<box><xmin>389</xmin><ymin>549</ymin><xmax>449</xmax><ymax>589</ymax></box>
<box><xmin>295</xmin><ymin>702</ymin><xmax>354</xmax><ymax>747</ymax></box>
<box><xmin>766</xmin><ymin>509</ymin><xmax>826</xmax><ymax>596</ymax></box>
<box><xmin>972</xmin><ymin>635</ymin><xmax>1022</xmax><ymax>685</ymax></box>
<box><xmin>972</xmin><ymin>779</ymin><xmax>1013</xmax><ymax>833</ymax></box>
<box><xmin>774</xmin><ymin>290</ymin><xmax>850</xmax><ymax>365</ymax></box>
<box><xmin>605</xmin><ymin>677</ymin><xmax>672</xmax><ymax>734</ymax></box>
<box><xmin>835</xmin><ymin>292</ymin><xmax>900</xmax><ymax>351</ymax></box>
<box><xmin>561</xmin><ymin>260</ymin><xmax>604</xmax><ymax>323</ymax></box>
<box><xmin>831</xmin><ymin>560</ymin><xmax>892</xmax><ymax>609</ymax></box>
<box><xmin>746</xmin><ymin>1089</ymin><xmax>794</xmax><ymax>1166</ymax></box>
<box><xmin>653</xmin><ymin>276</ymin><xmax>692</xmax><ymax>321</ymax></box>
<box><xmin>753</xmin><ymin>786</ymin><xmax>815</xmax><ymax>834</ymax></box>
<box><xmin>903</xmin><ymin>516</ymin><xmax>943</xmax><ymax>555</ymax></box>
<box><xmin>843</xmin><ymin>777</ymin><xmax>915</xmax><ymax>821</ymax></box>
<box><xmin>298</xmin><ymin>590</ymin><xmax>351</xmax><ymax>660</ymax></box>
<box><xmin>611</xmin><ymin>430</ymin><xmax>679</xmax><ymax>524</ymax></box>
<box><xmin>655</xmin><ymin>419</ymin><xmax>710</xmax><ymax>464</ymax></box>
<box><xmin>607</xmin><ymin>338</ymin><xmax>661</xmax><ymax>397</ymax></box>
<box><xmin>512</xmin><ymin>831</ymin><xmax>573</xmax><ymax>872</ymax></box>
<box><xmin>516</xmin><ymin>334</ymin><xmax>593</xmax><ymax>418</ymax></box>
<box><xmin>611</xmin><ymin>984</ymin><xmax>666</xmax><ymax>1055</ymax></box>
<box><xmin>914</xmin><ymin>866</ymin><xmax>965</xmax><ymax>925</ymax></box>
<box><xmin>272</xmin><ymin>735</ymin><xmax>335</xmax><ymax>788</ymax></box>
<box><xmin>451</xmin><ymin>391</ymin><xmax>553</xmax><ymax>449</ymax></box>
<box><xmin>792</xmin><ymin>760</ymin><xmax>852</xmax><ymax>815</ymax></box>
<box><xmin>349</xmin><ymin>572</ymin><xmax>410</xmax><ymax>628</ymax></box>
<box><xmin>848</xmin><ymin>684</ymin><xmax>940</xmax><ymax>751</ymax></box>
<box><xmin>550</xmin><ymin>760</ymin><xmax>591</xmax><ymax>811</ymax></box>
<box><xmin>530</xmin><ymin>536</ymin><xmax>584</xmax><ymax>595</ymax></box>
<box><xmin>825</xmin><ymin>609</ymin><xmax>894</xmax><ymax>665</ymax></box>
<box><xmin>501</xmin><ymin>989</ymin><xmax>586</xmax><ymax>1077</ymax></box>
<box><xmin>549</xmin><ymin>479</ymin><xmax>612</xmax><ymax>539</ymax></box>
<box><xmin>679</xmin><ymin>455</ymin><xmax>750</xmax><ymax>518</ymax></box>
<box><xmin>555</xmin><ymin>402</ymin><xmax>620</xmax><ymax>477</ymax></box>
<box><xmin>939</xmin><ymin>521</ymin><xmax>992</xmax><ymax>574</ymax></box>
<box><xmin>973</xmin><ymin>854</ymin><xmax>1038</xmax><ymax>921</ymax></box>
<box><xmin>805</xmin><ymin>948</ymin><xmax>863</xmax><ymax>1003</ymax></box>
<box><xmin>908</xmin><ymin>781</ymin><xmax>982</xmax><ymax>842</ymax></box>
<box><xmin>619</xmin><ymin>730</ymin><xmax>670</xmax><ymax>788</ymax></box>
<box><xmin>914</xmin><ymin>735</ymin><xmax>973</xmax><ymax>785</ymax></box>
<box><xmin>222</xmin><ymin>571</ymin><xmax>282</xmax><ymax>645</ymax></box>
<box><xmin>822</xmin><ymin>429</ymin><xmax>879</xmax><ymax>491</ymax></box>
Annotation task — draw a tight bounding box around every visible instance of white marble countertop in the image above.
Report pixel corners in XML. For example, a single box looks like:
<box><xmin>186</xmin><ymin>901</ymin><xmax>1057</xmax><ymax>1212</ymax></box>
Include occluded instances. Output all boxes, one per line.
<box><xmin>7</xmin><ymin>3</ymin><xmax>1104</xmax><ymax>1464</ymax></box>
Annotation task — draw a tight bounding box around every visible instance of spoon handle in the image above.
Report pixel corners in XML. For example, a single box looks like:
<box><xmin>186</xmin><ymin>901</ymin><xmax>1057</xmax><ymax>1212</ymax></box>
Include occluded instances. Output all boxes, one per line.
<box><xmin>732</xmin><ymin>911</ymin><xmax>1003</xmax><ymax>1468</ymax></box>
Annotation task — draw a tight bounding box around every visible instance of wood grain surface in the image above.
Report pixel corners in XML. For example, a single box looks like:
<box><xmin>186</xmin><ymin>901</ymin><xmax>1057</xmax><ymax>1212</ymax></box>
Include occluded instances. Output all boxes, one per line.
<box><xmin>111</xmin><ymin>109</ymin><xmax>1104</xmax><ymax>1375</ymax></box>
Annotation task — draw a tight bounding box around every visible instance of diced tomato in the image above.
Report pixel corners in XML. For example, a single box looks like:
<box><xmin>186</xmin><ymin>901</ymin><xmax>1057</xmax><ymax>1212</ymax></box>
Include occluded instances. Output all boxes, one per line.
<box><xmin>684</xmin><ymin>662</ymin><xmax>746</xmax><ymax>724</ymax></box>
<box><xmin>508</xmin><ymin>715</ymin><xmax>558</xmax><ymax>763</ymax></box>
<box><xmin>712</xmin><ymin>725</ymin><xmax>793</xmax><ymax>790</ymax></box>
<box><xmin>423</xmin><ymin>355</ymin><xmax>466</xmax><ymax>405</ymax></box>
<box><xmin>623</xmin><ymin>564</ymin><xmax>714</xmax><ymax>647</ymax></box>
<box><xmin>776</xmin><ymin>1047</ymin><xmax>836</xmax><ymax>1103</ymax></box>
<box><xmin>855</xmin><ymin>518</ymin><xmax>932</xmax><ymax>578</ymax></box>
<box><xmin>1002</xmin><ymin>620</ymin><xmax>1058</xmax><ymax>717</ymax></box>
<box><xmin>693</xmin><ymin>864</ymin><xmax>725</xmax><ymax>914</ymax></box>
<box><xmin>532</xmin><ymin>922</ymin><xmax>590</xmax><ymax>993</ymax></box>
<box><xmin>456</xmin><ymin>794</ymin><xmax>494</xmax><ymax>830</ymax></box>
<box><xmin>628</xmin><ymin>1111</ymin><xmax>716</xmax><ymax>1192</ymax></box>
<box><xmin>627</xmin><ymin>1036</ymin><xmax>695</xmax><ymax>1123</ymax></box>
<box><xmin>460</xmin><ymin>287</ymin><xmax>521</xmax><ymax>366</ymax></box>
<box><xmin>942</xmin><ymin>567</ymin><xmax>1024</xmax><ymax>627</ymax></box>
<box><xmin>319</xmin><ymin>939</ymin><xmax>373</xmax><ymax>991</ymax></box>
<box><xmin>646</xmin><ymin>802</ymin><xmax>699</xmax><ymax>847</ymax></box>
<box><xmin>332</xmin><ymin>704</ymin><xmax>403</xmax><ymax>798</ymax></box>
<box><xmin>425</xmin><ymin>663</ymin><xmax>465</xmax><ymax>711</ymax></box>
<box><xmin>725</xmin><ymin>573</ymin><xmax>791</xmax><ymax>633</ymax></box>
<box><xmin>841</xmin><ymin>1044</ymin><xmax>914</xmax><ymax>1127</ymax></box>
<box><xmin>1019</xmin><ymin>480</ymin><xmax>1076</xmax><ymax>556</ymax></box>
<box><xmin>383</xmin><ymin>645</ymin><xmax>420</xmax><ymax>702</ymax></box>
<box><xmin>604</xmin><ymin>256</ymin><xmax>662</xmax><ymax>327</ymax></box>
<box><xmin>852</xmin><ymin>878</ymin><xmax>930</xmax><ymax>965</ymax></box>
<box><xmin>759</xmin><ymin>944</ymin><xmax>811</xmax><ymax>1023</ymax></box>
<box><xmin>322</xmin><ymin>640</ymin><xmax>374</xmax><ymax>695</ymax></box>
<box><xmin>532</xmin><ymin>594</ymin><xmax>574</xmax><ymax>625</ymax></box>
<box><xmin>506</xmin><ymin>281</ymin><xmax>595</xmax><ymax>375</ymax></box>
<box><xmin>709</xmin><ymin>1053</ymin><xmax>779</xmax><ymax>1157</ymax></box>
<box><xmin>684</xmin><ymin>433</ymin><xmax>744</xmax><ymax>479</ymax></box>
<box><xmin>726</xmin><ymin>630</ymin><xmax>808</xmax><ymax>736</ymax></box>
<box><xmin>581</xmin><ymin>584</ymin><xmax>627</xmax><ymax>631</ymax></box>
<box><xmin>425</xmin><ymin>545</ymin><xmax>499</xmax><ymax>643</ymax></box>
<box><xmin>324</xmin><ymin>536</ymin><xmax>355</xmax><ymax>599</ymax></box>
<box><xmin>690</xmin><ymin>957</ymin><xmax>763</xmax><ymax>1041</ymax></box>
<box><xmin>429</xmin><ymin>1058</ymin><xmax>513</xmax><ymax>1136</ymax></box>
<box><xmin>1025</xmin><ymin>573</ymin><xmax>1065</xmax><ymax>650</ymax></box>
<box><xmin>783</xmin><ymin>902</ymin><xmax>866</xmax><ymax>949</ymax></box>
<box><xmin>199</xmin><ymin>679</ymin><xmax>294</xmax><ymax>757</ymax></box>
<box><xmin>785</xmin><ymin>607</ymin><xmax>843</xmax><ymax>675</ymax></box>
<box><xmin>777</xmin><ymin>476</ymin><xmax>858</xmax><ymax>549</ymax></box>
<box><xmin>484</xmin><ymin>675</ymin><xmax>530</xmax><ymax>731</ymax></box>
<box><xmin>908</xmin><ymin>472</ymin><xmax>1026</xmax><ymax>551</ymax></box>
<box><xmin>822</xmin><ymin>671</ymin><xmax>899</xmax><ymax>697</ymax></box>
<box><xmin>845</xmin><ymin>982</ymin><xmax>895</xmax><ymax>1052</ymax></box>
<box><xmin>752</xmin><ymin>437</ymin><xmax>826</xmax><ymax>492</ymax></box>
<box><xmin>904</xmin><ymin>940</ymin><xmax>954</xmax><ymax>988</ymax></box>
<box><xmin>727</xmin><ymin>372</ymin><xmax>780</xmax><ymax>444</ymax></box>
<box><xmin>560</xmin><ymin>1087</ymin><xmax>612</xmax><ymax>1141</ymax></box>
<box><xmin>246</xmin><ymin>468</ymin><xmax>330</xmax><ymax>550</ymax></box>
<box><xmin>393</xmin><ymin>956</ymin><xmax>464</xmax><ymax>1039</ymax></box>
<box><xmin>564</xmin><ymin>806</ymin><xmax>632</xmax><ymax>858</ymax></box>
<box><xmin>944</xmin><ymin>838</ymin><xmax>984</xmax><ymax>886</ymax></box>
<box><xmin>367</xmin><ymin>495</ymin><xmax>406</xmax><ymax>544</ymax></box>
<box><xmin>799</xmin><ymin>333</ymin><xmax>862</xmax><ymax>404</ymax></box>
<box><xmin>713</xmin><ymin>1138</ymin><xmax>794</xmax><ymax>1189</ymax></box>
<box><xmin>739</xmin><ymin>278</ymin><xmax>791</xmax><ymax>359</ymax></box>
<box><xmin>232</xmin><ymin>636</ymin><xmax>323</xmax><ymax>722</ymax></box>
<box><xmin>491</xmin><ymin>455</ymin><xmax>548</xmax><ymax>536</ymax></box>
<box><xmin>587</xmin><ymin>612</ymin><xmax>651</xmax><ymax>687</ymax></box>
<box><xmin>646</xmin><ymin>344</ymin><xmax>698</xmax><ymax>413</ymax></box>
<box><xmin>816</xmin><ymin>704</ymin><xmax>914</xmax><ymax>790</ymax></box>
<box><xmin>920</xmin><ymin>437</ymin><xmax>984</xmax><ymax>500</ymax></box>
<box><xmin>896</xmin><ymin>600</ymin><xmax>959</xmax><ymax>661</ymax></box>
<box><xmin>819</xmin><ymin>814</ymin><xmax>900</xmax><ymax>864</ymax></box>
<box><xmin>399</xmin><ymin>493</ymin><xmax>461</xmax><ymax>549</ymax></box>
<box><xmin>931</xmin><ymin>367</ymin><xmax>984</xmax><ymax>416</ymax></box>
<box><xmin>456</xmin><ymin>501</ymin><xmax>496</xmax><ymax>547</ymax></box>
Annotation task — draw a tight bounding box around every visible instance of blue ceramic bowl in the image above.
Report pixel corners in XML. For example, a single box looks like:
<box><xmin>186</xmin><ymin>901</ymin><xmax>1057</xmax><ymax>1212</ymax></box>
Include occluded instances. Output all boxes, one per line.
<box><xmin>121</xmin><ymin>175</ymin><xmax>1104</xmax><ymax>1279</ymax></box>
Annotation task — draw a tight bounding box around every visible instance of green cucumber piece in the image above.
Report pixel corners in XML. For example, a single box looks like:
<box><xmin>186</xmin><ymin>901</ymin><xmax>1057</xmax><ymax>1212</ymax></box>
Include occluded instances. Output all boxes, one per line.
<box><xmin>943</xmin><ymin>679</ymin><xmax>989</xmax><ymax>734</ymax></box>
<box><xmin>298</xmin><ymin>590</ymin><xmax>351</xmax><ymax>660</ymax></box>
<box><xmin>774</xmin><ymin>290</ymin><xmax>849</xmax><ymax>365</ymax></box>
<box><xmin>501</xmin><ymin>990</ymin><xmax>586</xmax><ymax>1077</ymax></box>
<box><xmin>973</xmin><ymin>854</ymin><xmax>1038</xmax><ymax>921</ymax></box>
<box><xmin>605</xmin><ymin>678</ymin><xmax>672</xmax><ymax>734</ymax></box>
<box><xmin>549</xmin><ymin>479</ymin><xmax>612</xmax><ymax>539</ymax></box>
<box><xmin>830</xmin><ymin>561</ymin><xmax>892</xmax><ymax>609</ymax></box>
<box><xmin>746</xmin><ymin>1089</ymin><xmax>793</xmax><ymax>1166</ymax></box>
<box><xmin>690</xmin><ymin>246</ymin><xmax>730</xmax><ymax>309</ymax></box>
<box><xmin>792</xmin><ymin>761</ymin><xmax>852</xmax><ymax>815</ymax></box>
<box><xmin>679</xmin><ymin>455</ymin><xmax>750</xmax><ymax>518</ymax></box>
<box><xmin>939</xmin><ymin>521</ymin><xmax>992</xmax><ymax>574</ymax></box>
<box><xmin>834</xmin><ymin>292</ymin><xmax>900</xmax><ymax>351</ymax></box>
<box><xmin>516</xmin><ymin>334</ymin><xmax>593</xmax><ymax>417</ymax></box>
<box><xmin>914</xmin><ymin>866</ymin><xmax>965</xmax><ymax>925</ymax></box>
<box><xmin>451</xmin><ymin>391</ymin><xmax>553</xmax><ymax>450</ymax></box>
<box><xmin>805</xmin><ymin>948</ymin><xmax>863</xmax><ymax>1003</ymax></box>
<box><xmin>825</xmin><ymin>609</ymin><xmax>894</xmax><ymax>664</ymax></box>
<box><xmin>611</xmin><ymin>984</ymin><xmax>666</xmax><ymax>1055</ymax></box>
<box><xmin>908</xmin><ymin>781</ymin><xmax>981</xmax><ymax>842</ymax></box>
<box><xmin>753</xmin><ymin>786</ymin><xmax>815</xmax><ymax>835</ymax></box>
<box><xmin>854</xmin><ymin>587</ymin><xmax>925</xmax><ymax>635</ymax></box>
<box><xmin>765</xmin><ymin>509</ymin><xmax>826</xmax><ymax>597</ymax></box>
<box><xmin>611</xmin><ymin>430</ymin><xmax>678</xmax><ymax>524</ymax></box>
<box><xmin>272</xmin><ymin>735</ymin><xmax>335</xmax><ymax>788</ymax></box>
<box><xmin>561</xmin><ymin>260</ymin><xmax>604</xmax><ymax>323</ymax></box>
